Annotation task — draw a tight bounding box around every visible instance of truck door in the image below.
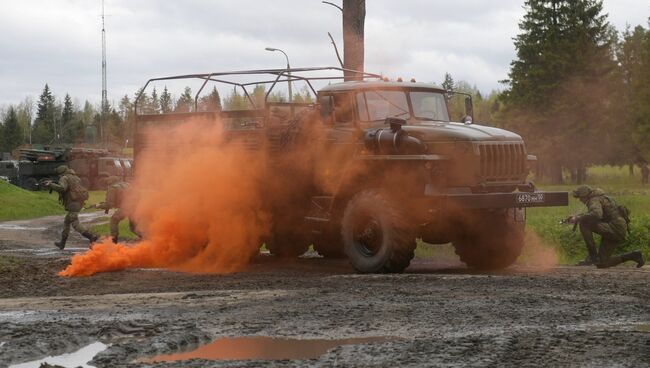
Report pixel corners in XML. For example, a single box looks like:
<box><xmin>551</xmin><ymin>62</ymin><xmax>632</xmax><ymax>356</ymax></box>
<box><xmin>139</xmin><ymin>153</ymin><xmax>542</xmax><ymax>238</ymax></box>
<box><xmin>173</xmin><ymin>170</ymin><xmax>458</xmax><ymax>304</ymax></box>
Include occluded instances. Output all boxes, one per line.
<box><xmin>318</xmin><ymin>92</ymin><xmax>359</xmax><ymax>193</ymax></box>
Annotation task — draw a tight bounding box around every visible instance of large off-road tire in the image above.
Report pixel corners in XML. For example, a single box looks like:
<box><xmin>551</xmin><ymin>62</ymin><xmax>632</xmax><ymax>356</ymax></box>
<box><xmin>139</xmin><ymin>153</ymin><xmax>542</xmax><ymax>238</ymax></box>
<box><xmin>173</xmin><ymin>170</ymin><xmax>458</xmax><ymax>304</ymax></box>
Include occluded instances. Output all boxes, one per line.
<box><xmin>341</xmin><ymin>190</ymin><xmax>416</xmax><ymax>273</ymax></box>
<box><xmin>265</xmin><ymin>231</ymin><xmax>310</xmax><ymax>258</ymax></box>
<box><xmin>452</xmin><ymin>209</ymin><xmax>525</xmax><ymax>270</ymax></box>
<box><xmin>23</xmin><ymin>177</ymin><xmax>39</xmax><ymax>191</ymax></box>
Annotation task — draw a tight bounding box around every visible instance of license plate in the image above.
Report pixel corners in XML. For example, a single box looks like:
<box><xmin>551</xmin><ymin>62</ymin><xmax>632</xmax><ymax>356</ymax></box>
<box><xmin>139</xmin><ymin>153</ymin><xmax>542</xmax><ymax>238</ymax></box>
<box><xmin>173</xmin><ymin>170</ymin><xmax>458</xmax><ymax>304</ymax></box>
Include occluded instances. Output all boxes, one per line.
<box><xmin>516</xmin><ymin>193</ymin><xmax>545</xmax><ymax>204</ymax></box>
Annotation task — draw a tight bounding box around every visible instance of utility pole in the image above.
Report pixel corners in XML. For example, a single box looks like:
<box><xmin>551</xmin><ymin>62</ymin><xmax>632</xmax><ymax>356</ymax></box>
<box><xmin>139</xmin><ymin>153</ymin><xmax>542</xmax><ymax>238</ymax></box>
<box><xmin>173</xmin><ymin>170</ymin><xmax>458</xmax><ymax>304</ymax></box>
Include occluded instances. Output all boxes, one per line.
<box><xmin>101</xmin><ymin>0</ymin><xmax>108</xmax><ymax>147</ymax></box>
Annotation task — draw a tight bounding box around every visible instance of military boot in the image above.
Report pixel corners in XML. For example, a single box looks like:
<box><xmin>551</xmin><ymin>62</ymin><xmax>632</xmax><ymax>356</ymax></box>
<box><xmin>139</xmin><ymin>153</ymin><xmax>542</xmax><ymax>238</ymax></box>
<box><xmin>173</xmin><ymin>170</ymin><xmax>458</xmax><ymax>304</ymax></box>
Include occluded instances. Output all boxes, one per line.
<box><xmin>112</xmin><ymin>235</ymin><xmax>118</xmax><ymax>244</ymax></box>
<box><xmin>82</xmin><ymin>231</ymin><xmax>99</xmax><ymax>244</ymax></box>
<box><xmin>626</xmin><ymin>250</ymin><xmax>645</xmax><ymax>268</ymax></box>
<box><xmin>54</xmin><ymin>234</ymin><xmax>68</xmax><ymax>250</ymax></box>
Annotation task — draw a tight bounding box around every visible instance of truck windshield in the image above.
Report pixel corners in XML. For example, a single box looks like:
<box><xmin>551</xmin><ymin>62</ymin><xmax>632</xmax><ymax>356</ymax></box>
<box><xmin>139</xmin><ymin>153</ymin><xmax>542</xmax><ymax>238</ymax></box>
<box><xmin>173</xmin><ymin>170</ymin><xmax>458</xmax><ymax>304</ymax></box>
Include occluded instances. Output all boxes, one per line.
<box><xmin>410</xmin><ymin>91</ymin><xmax>450</xmax><ymax>122</ymax></box>
<box><xmin>356</xmin><ymin>90</ymin><xmax>410</xmax><ymax>122</ymax></box>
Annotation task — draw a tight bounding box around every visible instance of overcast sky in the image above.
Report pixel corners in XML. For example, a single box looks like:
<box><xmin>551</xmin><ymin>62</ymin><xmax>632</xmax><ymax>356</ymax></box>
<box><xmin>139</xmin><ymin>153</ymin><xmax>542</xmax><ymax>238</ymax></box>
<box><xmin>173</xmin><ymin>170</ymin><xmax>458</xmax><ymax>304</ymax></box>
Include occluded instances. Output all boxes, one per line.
<box><xmin>0</xmin><ymin>0</ymin><xmax>648</xmax><ymax>108</ymax></box>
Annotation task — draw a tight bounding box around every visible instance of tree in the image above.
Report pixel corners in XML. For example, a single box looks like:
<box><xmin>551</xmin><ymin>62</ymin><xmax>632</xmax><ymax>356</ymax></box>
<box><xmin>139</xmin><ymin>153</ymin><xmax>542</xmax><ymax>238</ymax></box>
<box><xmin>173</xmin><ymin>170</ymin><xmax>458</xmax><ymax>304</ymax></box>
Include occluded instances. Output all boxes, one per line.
<box><xmin>150</xmin><ymin>87</ymin><xmax>161</xmax><ymax>114</ymax></box>
<box><xmin>175</xmin><ymin>87</ymin><xmax>194</xmax><ymax>113</ymax></box>
<box><xmin>160</xmin><ymin>86</ymin><xmax>173</xmax><ymax>113</ymax></box>
<box><xmin>619</xmin><ymin>24</ymin><xmax>650</xmax><ymax>162</ymax></box>
<box><xmin>342</xmin><ymin>0</ymin><xmax>365</xmax><ymax>80</ymax></box>
<box><xmin>198</xmin><ymin>86</ymin><xmax>222</xmax><ymax>112</ymax></box>
<box><xmin>499</xmin><ymin>0</ymin><xmax>618</xmax><ymax>183</ymax></box>
<box><xmin>2</xmin><ymin>107</ymin><xmax>24</xmax><ymax>152</ymax></box>
<box><xmin>60</xmin><ymin>94</ymin><xmax>75</xmax><ymax>142</ymax></box>
<box><xmin>442</xmin><ymin>72</ymin><xmax>455</xmax><ymax>93</ymax></box>
<box><xmin>32</xmin><ymin>84</ymin><xmax>56</xmax><ymax>144</ymax></box>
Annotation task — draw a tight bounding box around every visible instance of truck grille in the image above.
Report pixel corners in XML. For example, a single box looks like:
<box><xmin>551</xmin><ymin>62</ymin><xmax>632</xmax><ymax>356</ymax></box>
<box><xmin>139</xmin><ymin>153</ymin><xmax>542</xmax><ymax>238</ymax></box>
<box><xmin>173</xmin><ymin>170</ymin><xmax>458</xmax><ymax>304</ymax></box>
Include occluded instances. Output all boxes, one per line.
<box><xmin>478</xmin><ymin>143</ymin><xmax>527</xmax><ymax>182</ymax></box>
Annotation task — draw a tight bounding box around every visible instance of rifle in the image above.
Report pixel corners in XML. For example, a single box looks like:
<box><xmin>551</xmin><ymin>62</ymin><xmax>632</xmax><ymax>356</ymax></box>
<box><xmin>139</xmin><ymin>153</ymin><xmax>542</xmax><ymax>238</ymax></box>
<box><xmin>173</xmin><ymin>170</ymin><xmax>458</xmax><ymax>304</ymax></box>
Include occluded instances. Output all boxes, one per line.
<box><xmin>85</xmin><ymin>203</ymin><xmax>110</xmax><ymax>214</ymax></box>
<box><xmin>559</xmin><ymin>216</ymin><xmax>579</xmax><ymax>232</ymax></box>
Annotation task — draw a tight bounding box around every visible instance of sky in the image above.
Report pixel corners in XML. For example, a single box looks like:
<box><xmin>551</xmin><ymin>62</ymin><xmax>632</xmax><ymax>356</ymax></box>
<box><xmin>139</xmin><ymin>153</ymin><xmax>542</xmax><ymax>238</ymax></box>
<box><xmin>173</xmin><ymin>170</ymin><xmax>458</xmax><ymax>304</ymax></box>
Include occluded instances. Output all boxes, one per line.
<box><xmin>0</xmin><ymin>0</ymin><xmax>648</xmax><ymax>109</ymax></box>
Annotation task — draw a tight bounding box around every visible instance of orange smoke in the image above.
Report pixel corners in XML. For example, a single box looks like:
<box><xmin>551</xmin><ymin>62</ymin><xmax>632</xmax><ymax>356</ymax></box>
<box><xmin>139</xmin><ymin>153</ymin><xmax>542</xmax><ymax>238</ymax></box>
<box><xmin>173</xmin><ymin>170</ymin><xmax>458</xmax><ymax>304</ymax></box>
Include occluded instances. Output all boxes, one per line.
<box><xmin>518</xmin><ymin>230</ymin><xmax>559</xmax><ymax>270</ymax></box>
<box><xmin>60</xmin><ymin>120</ymin><xmax>270</xmax><ymax>277</ymax></box>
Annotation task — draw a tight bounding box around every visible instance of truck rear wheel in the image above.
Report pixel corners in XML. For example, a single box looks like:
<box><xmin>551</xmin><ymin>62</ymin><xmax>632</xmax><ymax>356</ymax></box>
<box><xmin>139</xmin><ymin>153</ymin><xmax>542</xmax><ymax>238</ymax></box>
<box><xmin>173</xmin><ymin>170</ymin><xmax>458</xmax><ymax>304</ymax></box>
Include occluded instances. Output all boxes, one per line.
<box><xmin>452</xmin><ymin>209</ymin><xmax>525</xmax><ymax>270</ymax></box>
<box><xmin>23</xmin><ymin>177</ymin><xmax>39</xmax><ymax>191</ymax></box>
<box><xmin>341</xmin><ymin>190</ymin><xmax>416</xmax><ymax>273</ymax></box>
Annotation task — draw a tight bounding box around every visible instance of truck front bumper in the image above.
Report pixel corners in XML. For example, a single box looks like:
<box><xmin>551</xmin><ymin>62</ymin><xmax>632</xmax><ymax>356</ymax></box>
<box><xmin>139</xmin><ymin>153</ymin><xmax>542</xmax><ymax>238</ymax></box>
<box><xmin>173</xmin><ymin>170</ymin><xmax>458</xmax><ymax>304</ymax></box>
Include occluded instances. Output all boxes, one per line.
<box><xmin>428</xmin><ymin>191</ymin><xmax>569</xmax><ymax>209</ymax></box>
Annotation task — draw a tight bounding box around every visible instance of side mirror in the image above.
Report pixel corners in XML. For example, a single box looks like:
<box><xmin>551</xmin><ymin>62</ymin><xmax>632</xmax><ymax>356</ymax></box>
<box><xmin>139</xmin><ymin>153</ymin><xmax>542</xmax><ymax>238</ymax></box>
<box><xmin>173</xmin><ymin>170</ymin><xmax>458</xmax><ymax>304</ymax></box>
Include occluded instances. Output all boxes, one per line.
<box><xmin>319</xmin><ymin>95</ymin><xmax>334</xmax><ymax>123</ymax></box>
<box><xmin>464</xmin><ymin>96</ymin><xmax>474</xmax><ymax>121</ymax></box>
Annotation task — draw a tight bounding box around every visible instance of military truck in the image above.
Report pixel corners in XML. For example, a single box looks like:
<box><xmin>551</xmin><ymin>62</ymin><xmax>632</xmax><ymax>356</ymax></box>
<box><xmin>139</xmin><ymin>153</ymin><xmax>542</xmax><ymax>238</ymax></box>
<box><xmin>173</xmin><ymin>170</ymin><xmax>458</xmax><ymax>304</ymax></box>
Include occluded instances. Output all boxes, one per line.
<box><xmin>134</xmin><ymin>67</ymin><xmax>568</xmax><ymax>273</ymax></box>
<box><xmin>11</xmin><ymin>147</ymin><xmax>133</xmax><ymax>191</ymax></box>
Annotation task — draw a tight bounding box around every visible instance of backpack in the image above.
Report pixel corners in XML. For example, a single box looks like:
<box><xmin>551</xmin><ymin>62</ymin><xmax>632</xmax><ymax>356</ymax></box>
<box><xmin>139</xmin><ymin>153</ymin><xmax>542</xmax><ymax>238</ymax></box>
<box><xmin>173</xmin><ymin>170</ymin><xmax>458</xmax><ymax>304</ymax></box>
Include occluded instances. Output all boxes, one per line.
<box><xmin>604</xmin><ymin>195</ymin><xmax>631</xmax><ymax>230</ymax></box>
<box><xmin>67</xmin><ymin>174</ymin><xmax>89</xmax><ymax>203</ymax></box>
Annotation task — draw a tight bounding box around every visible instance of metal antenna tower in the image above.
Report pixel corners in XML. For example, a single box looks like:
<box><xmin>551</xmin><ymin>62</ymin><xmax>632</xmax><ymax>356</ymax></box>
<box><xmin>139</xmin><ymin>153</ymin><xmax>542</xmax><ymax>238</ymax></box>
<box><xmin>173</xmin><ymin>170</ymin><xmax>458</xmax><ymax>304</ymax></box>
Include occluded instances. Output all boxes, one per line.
<box><xmin>100</xmin><ymin>0</ymin><xmax>108</xmax><ymax>146</ymax></box>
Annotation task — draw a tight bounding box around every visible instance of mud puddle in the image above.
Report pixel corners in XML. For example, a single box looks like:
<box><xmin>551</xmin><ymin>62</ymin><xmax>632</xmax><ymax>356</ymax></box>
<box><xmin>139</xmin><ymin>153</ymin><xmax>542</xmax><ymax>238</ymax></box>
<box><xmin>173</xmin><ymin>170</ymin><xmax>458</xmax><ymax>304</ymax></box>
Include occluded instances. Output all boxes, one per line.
<box><xmin>9</xmin><ymin>342</ymin><xmax>108</xmax><ymax>368</ymax></box>
<box><xmin>139</xmin><ymin>336</ymin><xmax>394</xmax><ymax>363</ymax></box>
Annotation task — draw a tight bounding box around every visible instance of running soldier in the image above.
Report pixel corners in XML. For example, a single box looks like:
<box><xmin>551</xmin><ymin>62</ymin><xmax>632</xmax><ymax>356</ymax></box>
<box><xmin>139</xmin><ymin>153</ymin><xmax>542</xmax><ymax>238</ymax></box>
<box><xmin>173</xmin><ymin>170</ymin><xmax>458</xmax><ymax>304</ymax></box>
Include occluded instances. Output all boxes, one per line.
<box><xmin>89</xmin><ymin>176</ymin><xmax>140</xmax><ymax>243</ymax></box>
<box><xmin>44</xmin><ymin>165</ymin><xmax>98</xmax><ymax>249</ymax></box>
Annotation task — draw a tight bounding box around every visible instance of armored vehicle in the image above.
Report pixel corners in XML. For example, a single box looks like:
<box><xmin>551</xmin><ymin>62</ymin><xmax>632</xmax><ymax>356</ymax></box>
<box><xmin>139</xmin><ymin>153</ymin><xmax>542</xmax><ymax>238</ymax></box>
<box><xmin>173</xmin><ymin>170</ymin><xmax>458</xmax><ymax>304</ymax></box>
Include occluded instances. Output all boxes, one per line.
<box><xmin>134</xmin><ymin>67</ymin><xmax>568</xmax><ymax>272</ymax></box>
<box><xmin>10</xmin><ymin>148</ymin><xmax>133</xmax><ymax>191</ymax></box>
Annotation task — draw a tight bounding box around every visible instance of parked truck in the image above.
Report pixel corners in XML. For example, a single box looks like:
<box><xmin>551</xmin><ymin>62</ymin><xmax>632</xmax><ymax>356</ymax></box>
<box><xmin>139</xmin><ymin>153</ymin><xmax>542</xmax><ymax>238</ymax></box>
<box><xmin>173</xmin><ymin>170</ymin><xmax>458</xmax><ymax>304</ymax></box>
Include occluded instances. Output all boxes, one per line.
<box><xmin>134</xmin><ymin>67</ymin><xmax>568</xmax><ymax>273</ymax></box>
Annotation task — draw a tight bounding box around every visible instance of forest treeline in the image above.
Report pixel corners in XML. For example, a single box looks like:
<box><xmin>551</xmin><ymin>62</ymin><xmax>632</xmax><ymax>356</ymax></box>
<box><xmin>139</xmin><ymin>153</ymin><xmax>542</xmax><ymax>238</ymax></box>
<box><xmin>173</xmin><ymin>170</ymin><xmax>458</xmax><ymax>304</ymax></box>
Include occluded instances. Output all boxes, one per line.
<box><xmin>1</xmin><ymin>0</ymin><xmax>648</xmax><ymax>184</ymax></box>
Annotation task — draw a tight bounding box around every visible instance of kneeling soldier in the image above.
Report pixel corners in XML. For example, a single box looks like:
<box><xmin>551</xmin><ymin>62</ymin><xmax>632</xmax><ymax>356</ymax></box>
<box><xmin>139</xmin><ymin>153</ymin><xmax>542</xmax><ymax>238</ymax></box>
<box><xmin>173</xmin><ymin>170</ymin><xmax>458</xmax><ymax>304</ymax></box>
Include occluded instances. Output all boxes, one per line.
<box><xmin>569</xmin><ymin>185</ymin><xmax>644</xmax><ymax>268</ymax></box>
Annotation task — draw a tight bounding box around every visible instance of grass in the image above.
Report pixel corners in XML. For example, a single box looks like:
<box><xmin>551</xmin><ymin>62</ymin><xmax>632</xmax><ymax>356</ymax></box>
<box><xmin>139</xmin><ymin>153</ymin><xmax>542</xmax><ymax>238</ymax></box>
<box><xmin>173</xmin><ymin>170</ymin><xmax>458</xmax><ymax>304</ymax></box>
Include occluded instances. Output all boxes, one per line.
<box><xmin>90</xmin><ymin>217</ymin><xmax>139</xmax><ymax>240</ymax></box>
<box><xmin>0</xmin><ymin>180</ymin><xmax>65</xmax><ymax>220</ymax></box>
<box><xmin>0</xmin><ymin>180</ymin><xmax>107</xmax><ymax>221</ymax></box>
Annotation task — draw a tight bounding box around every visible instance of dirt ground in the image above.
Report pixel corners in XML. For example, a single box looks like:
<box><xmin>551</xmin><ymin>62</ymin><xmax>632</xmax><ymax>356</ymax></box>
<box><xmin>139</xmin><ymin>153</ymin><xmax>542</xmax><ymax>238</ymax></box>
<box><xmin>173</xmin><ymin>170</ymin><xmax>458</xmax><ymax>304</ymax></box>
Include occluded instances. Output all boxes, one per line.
<box><xmin>0</xmin><ymin>215</ymin><xmax>649</xmax><ymax>367</ymax></box>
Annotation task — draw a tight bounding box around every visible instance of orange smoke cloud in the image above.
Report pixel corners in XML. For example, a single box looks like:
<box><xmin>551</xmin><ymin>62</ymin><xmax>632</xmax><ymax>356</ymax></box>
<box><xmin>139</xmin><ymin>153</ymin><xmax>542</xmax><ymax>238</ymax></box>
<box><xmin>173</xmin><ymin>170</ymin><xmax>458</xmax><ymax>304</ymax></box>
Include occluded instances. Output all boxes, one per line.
<box><xmin>518</xmin><ymin>230</ymin><xmax>559</xmax><ymax>270</ymax></box>
<box><xmin>60</xmin><ymin>120</ymin><xmax>270</xmax><ymax>277</ymax></box>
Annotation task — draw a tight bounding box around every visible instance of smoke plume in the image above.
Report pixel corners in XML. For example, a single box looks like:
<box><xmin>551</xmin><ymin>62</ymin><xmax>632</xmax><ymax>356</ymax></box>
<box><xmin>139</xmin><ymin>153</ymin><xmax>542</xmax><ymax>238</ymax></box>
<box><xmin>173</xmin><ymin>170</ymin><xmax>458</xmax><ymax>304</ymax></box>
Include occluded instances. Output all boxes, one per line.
<box><xmin>60</xmin><ymin>119</ymin><xmax>270</xmax><ymax>276</ymax></box>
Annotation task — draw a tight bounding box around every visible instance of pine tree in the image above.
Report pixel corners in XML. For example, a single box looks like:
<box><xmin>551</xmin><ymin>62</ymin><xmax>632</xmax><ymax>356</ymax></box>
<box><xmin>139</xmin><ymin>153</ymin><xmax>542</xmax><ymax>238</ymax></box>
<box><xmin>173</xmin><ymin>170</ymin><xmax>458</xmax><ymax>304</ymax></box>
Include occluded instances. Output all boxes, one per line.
<box><xmin>442</xmin><ymin>73</ymin><xmax>455</xmax><ymax>93</ymax></box>
<box><xmin>500</xmin><ymin>0</ymin><xmax>617</xmax><ymax>183</ymax></box>
<box><xmin>175</xmin><ymin>87</ymin><xmax>194</xmax><ymax>112</ymax></box>
<box><xmin>32</xmin><ymin>84</ymin><xmax>56</xmax><ymax>144</ymax></box>
<box><xmin>60</xmin><ymin>94</ymin><xmax>74</xmax><ymax>142</ymax></box>
<box><xmin>2</xmin><ymin>107</ymin><xmax>24</xmax><ymax>152</ymax></box>
<box><xmin>160</xmin><ymin>86</ymin><xmax>172</xmax><ymax>113</ymax></box>
<box><xmin>150</xmin><ymin>87</ymin><xmax>161</xmax><ymax>114</ymax></box>
<box><xmin>198</xmin><ymin>86</ymin><xmax>222</xmax><ymax>112</ymax></box>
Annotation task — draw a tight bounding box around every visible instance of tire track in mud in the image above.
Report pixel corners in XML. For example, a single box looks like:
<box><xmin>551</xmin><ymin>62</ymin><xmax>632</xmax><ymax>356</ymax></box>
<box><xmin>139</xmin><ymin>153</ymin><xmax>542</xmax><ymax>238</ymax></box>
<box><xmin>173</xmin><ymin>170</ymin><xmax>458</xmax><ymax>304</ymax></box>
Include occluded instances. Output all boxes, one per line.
<box><xmin>1</xmin><ymin>265</ymin><xmax>648</xmax><ymax>367</ymax></box>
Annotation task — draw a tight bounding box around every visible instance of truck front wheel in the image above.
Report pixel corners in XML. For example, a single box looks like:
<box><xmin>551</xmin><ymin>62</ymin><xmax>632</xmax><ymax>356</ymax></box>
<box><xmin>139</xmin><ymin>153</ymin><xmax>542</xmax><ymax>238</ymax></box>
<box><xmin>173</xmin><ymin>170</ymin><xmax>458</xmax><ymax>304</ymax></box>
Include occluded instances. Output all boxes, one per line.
<box><xmin>452</xmin><ymin>209</ymin><xmax>525</xmax><ymax>270</ymax></box>
<box><xmin>341</xmin><ymin>190</ymin><xmax>416</xmax><ymax>273</ymax></box>
<box><xmin>265</xmin><ymin>231</ymin><xmax>310</xmax><ymax>258</ymax></box>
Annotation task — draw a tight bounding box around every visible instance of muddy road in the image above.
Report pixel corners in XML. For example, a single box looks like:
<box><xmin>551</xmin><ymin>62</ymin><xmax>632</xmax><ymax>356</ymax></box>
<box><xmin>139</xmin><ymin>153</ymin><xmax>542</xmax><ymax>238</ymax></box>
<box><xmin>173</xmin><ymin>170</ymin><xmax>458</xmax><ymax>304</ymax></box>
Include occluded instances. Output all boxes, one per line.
<box><xmin>1</xmin><ymin>215</ymin><xmax>649</xmax><ymax>367</ymax></box>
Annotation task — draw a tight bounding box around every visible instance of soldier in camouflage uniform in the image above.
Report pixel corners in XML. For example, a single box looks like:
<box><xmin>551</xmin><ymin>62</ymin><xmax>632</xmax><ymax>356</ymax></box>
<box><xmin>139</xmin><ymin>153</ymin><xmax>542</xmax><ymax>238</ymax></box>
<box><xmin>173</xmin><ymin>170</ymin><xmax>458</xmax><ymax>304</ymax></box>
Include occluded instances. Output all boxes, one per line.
<box><xmin>90</xmin><ymin>176</ymin><xmax>140</xmax><ymax>243</ymax></box>
<box><xmin>44</xmin><ymin>165</ymin><xmax>98</xmax><ymax>249</ymax></box>
<box><xmin>569</xmin><ymin>185</ymin><xmax>644</xmax><ymax>268</ymax></box>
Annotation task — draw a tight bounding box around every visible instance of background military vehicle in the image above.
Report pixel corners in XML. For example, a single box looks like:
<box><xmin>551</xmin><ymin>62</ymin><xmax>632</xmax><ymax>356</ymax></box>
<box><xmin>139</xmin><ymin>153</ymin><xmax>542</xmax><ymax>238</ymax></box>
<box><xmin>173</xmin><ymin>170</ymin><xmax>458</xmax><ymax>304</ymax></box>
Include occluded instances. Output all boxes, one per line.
<box><xmin>134</xmin><ymin>67</ymin><xmax>568</xmax><ymax>272</ymax></box>
<box><xmin>7</xmin><ymin>147</ymin><xmax>133</xmax><ymax>191</ymax></box>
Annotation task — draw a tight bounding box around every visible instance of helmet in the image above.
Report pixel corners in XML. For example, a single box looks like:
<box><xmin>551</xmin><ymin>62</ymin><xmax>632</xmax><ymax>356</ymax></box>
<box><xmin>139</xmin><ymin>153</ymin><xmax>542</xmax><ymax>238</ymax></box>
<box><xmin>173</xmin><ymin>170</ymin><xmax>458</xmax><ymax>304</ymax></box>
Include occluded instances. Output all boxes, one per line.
<box><xmin>572</xmin><ymin>185</ymin><xmax>592</xmax><ymax>198</ymax></box>
<box><xmin>55</xmin><ymin>165</ymin><xmax>69</xmax><ymax>175</ymax></box>
<box><xmin>106</xmin><ymin>176</ymin><xmax>121</xmax><ymax>186</ymax></box>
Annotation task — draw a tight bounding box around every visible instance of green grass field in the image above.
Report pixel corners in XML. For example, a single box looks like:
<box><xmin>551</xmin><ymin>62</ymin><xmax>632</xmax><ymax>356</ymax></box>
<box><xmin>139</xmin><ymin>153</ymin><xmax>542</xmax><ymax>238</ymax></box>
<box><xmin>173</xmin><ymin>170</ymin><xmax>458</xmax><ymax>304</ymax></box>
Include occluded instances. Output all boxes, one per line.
<box><xmin>0</xmin><ymin>180</ymin><xmax>106</xmax><ymax>221</ymax></box>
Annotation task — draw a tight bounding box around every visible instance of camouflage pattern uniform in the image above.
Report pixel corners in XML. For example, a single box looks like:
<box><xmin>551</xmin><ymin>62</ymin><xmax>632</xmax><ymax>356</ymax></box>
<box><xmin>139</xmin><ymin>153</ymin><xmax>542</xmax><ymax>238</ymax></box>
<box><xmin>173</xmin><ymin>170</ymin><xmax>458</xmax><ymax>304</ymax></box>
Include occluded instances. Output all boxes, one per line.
<box><xmin>48</xmin><ymin>165</ymin><xmax>98</xmax><ymax>249</ymax></box>
<box><xmin>572</xmin><ymin>185</ymin><xmax>644</xmax><ymax>268</ymax></box>
<box><xmin>96</xmin><ymin>176</ymin><xmax>140</xmax><ymax>243</ymax></box>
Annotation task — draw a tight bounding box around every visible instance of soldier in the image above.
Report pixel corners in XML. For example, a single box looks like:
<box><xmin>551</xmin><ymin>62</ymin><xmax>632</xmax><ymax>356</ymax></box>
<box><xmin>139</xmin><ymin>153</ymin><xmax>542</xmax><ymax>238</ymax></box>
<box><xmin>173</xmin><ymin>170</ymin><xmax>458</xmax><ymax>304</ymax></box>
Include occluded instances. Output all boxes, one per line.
<box><xmin>89</xmin><ymin>176</ymin><xmax>139</xmax><ymax>243</ymax></box>
<box><xmin>569</xmin><ymin>185</ymin><xmax>644</xmax><ymax>268</ymax></box>
<box><xmin>44</xmin><ymin>165</ymin><xmax>98</xmax><ymax>249</ymax></box>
